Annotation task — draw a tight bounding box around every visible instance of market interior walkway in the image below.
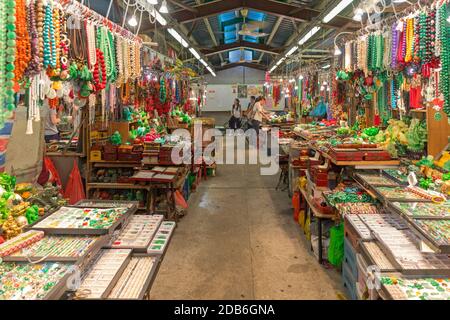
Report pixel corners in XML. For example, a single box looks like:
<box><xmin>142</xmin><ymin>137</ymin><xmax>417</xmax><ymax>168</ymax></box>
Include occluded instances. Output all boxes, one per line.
<box><xmin>151</xmin><ymin>137</ymin><xmax>344</xmax><ymax>300</ymax></box>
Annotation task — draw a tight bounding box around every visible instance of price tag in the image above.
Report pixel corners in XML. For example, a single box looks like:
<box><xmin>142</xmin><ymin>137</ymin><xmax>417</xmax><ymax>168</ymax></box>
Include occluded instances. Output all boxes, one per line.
<box><xmin>408</xmin><ymin>172</ymin><xmax>418</xmax><ymax>187</ymax></box>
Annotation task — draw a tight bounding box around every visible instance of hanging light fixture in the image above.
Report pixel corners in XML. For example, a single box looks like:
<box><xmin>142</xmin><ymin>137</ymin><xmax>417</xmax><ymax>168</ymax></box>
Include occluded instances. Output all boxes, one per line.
<box><xmin>159</xmin><ymin>0</ymin><xmax>168</xmax><ymax>13</ymax></box>
<box><xmin>147</xmin><ymin>0</ymin><xmax>158</xmax><ymax>4</ymax></box>
<box><xmin>353</xmin><ymin>7</ymin><xmax>363</xmax><ymax>21</ymax></box>
<box><xmin>128</xmin><ymin>15</ymin><xmax>138</xmax><ymax>27</ymax></box>
<box><xmin>334</xmin><ymin>45</ymin><xmax>342</xmax><ymax>56</ymax></box>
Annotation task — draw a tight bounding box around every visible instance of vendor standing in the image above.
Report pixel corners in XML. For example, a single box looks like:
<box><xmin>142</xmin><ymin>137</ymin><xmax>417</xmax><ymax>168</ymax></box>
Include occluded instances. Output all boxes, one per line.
<box><xmin>229</xmin><ymin>98</ymin><xmax>242</xmax><ymax>130</ymax></box>
<box><xmin>251</xmin><ymin>96</ymin><xmax>271</xmax><ymax>135</ymax></box>
<box><xmin>44</xmin><ymin>102</ymin><xmax>61</xmax><ymax>143</ymax></box>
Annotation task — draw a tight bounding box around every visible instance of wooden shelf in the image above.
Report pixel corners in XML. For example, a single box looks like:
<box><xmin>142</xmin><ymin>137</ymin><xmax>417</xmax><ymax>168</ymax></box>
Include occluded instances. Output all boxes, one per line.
<box><xmin>87</xmin><ymin>183</ymin><xmax>149</xmax><ymax>190</ymax></box>
<box><xmin>46</xmin><ymin>152</ymin><xmax>86</xmax><ymax>157</ymax></box>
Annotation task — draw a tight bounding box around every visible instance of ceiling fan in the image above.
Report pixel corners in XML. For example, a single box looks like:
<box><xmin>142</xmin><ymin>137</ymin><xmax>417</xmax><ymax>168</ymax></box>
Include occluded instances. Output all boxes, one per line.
<box><xmin>214</xmin><ymin>9</ymin><xmax>268</xmax><ymax>38</ymax></box>
<box><xmin>238</xmin><ymin>9</ymin><xmax>268</xmax><ymax>38</ymax></box>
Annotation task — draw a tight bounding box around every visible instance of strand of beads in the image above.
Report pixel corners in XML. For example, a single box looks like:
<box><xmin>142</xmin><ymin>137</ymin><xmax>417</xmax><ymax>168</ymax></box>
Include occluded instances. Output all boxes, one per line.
<box><xmin>129</xmin><ymin>41</ymin><xmax>136</xmax><ymax>80</ymax></box>
<box><xmin>53</xmin><ymin>6</ymin><xmax>61</xmax><ymax>74</ymax></box>
<box><xmin>4</xmin><ymin>0</ymin><xmax>17</xmax><ymax>112</ymax></box>
<box><xmin>59</xmin><ymin>11</ymin><xmax>69</xmax><ymax>78</ymax></box>
<box><xmin>427</xmin><ymin>9</ymin><xmax>435</xmax><ymax>63</ymax></box>
<box><xmin>418</xmin><ymin>12</ymin><xmax>426</xmax><ymax>62</ymax></box>
<box><xmin>413</xmin><ymin>16</ymin><xmax>420</xmax><ymax>62</ymax></box>
<box><xmin>399</xmin><ymin>22</ymin><xmax>406</xmax><ymax>64</ymax></box>
<box><xmin>0</xmin><ymin>0</ymin><xmax>7</xmax><ymax>127</ymax></box>
<box><xmin>43</xmin><ymin>1</ymin><xmax>56</xmax><ymax>69</ymax></box>
<box><xmin>391</xmin><ymin>23</ymin><xmax>399</xmax><ymax>69</ymax></box>
<box><xmin>107</xmin><ymin>30</ymin><xmax>117</xmax><ymax>83</ymax></box>
<box><xmin>391</xmin><ymin>78</ymin><xmax>397</xmax><ymax>109</ymax></box>
<box><xmin>405</xmin><ymin>18</ymin><xmax>414</xmax><ymax>63</ymax></box>
<box><xmin>376</xmin><ymin>34</ymin><xmax>384</xmax><ymax>70</ymax></box>
<box><xmin>383</xmin><ymin>30</ymin><xmax>391</xmax><ymax>69</ymax></box>
<box><xmin>36</xmin><ymin>0</ymin><xmax>44</xmax><ymax>70</ymax></box>
<box><xmin>14</xmin><ymin>0</ymin><xmax>31</xmax><ymax>83</ymax></box>
<box><xmin>123</xmin><ymin>40</ymin><xmax>130</xmax><ymax>83</ymax></box>
<box><xmin>26</xmin><ymin>0</ymin><xmax>41</xmax><ymax>76</ymax></box>
<box><xmin>435</xmin><ymin>5</ymin><xmax>441</xmax><ymax>57</ymax></box>
<box><xmin>135</xmin><ymin>43</ymin><xmax>141</xmax><ymax>79</ymax></box>
<box><xmin>438</xmin><ymin>3</ymin><xmax>450</xmax><ymax>115</ymax></box>
<box><xmin>115</xmin><ymin>35</ymin><xmax>124</xmax><ymax>87</ymax></box>
<box><xmin>92</xmin><ymin>49</ymin><xmax>106</xmax><ymax>92</ymax></box>
<box><xmin>85</xmin><ymin>21</ymin><xmax>97</xmax><ymax>70</ymax></box>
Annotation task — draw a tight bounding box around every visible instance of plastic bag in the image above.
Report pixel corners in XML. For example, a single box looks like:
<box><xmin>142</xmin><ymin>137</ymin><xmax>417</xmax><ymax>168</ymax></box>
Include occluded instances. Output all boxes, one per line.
<box><xmin>292</xmin><ymin>192</ymin><xmax>300</xmax><ymax>222</ymax></box>
<box><xmin>174</xmin><ymin>190</ymin><xmax>188</xmax><ymax>210</ymax></box>
<box><xmin>298</xmin><ymin>210</ymin><xmax>306</xmax><ymax>230</ymax></box>
<box><xmin>38</xmin><ymin>157</ymin><xmax>63</xmax><ymax>191</ymax></box>
<box><xmin>64</xmin><ymin>161</ymin><xmax>85</xmax><ymax>205</ymax></box>
<box><xmin>328</xmin><ymin>223</ymin><xmax>344</xmax><ymax>267</ymax></box>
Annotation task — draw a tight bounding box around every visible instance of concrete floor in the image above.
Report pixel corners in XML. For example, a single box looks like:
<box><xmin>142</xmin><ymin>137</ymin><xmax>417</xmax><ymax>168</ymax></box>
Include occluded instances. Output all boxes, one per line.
<box><xmin>151</xmin><ymin>139</ymin><xmax>344</xmax><ymax>300</ymax></box>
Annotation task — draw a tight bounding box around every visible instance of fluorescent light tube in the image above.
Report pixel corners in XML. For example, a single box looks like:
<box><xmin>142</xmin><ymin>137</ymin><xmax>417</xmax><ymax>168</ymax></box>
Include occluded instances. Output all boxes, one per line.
<box><xmin>323</xmin><ymin>0</ymin><xmax>353</xmax><ymax>23</ymax></box>
<box><xmin>168</xmin><ymin>28</ymin><xmax>189</xmax><ymax>48</ymax></box>
<box><xmin>200</xmin><ymin>59</ymin><xmax>208</xmax><ymax>67</ymax></box>
<box><xmin>285</xmin><ymin>46</ymin><xmax>298</xmax><ymax>57</ymax></box>
<box><xmin>189</xmin><ymin>48</ymin><xmax>201</xmax><ymax>59</ymax></box>
<box><xmin>298</xmin><ymin>26</ymin><xmax>321</xmax><ymax>45</ymax></box>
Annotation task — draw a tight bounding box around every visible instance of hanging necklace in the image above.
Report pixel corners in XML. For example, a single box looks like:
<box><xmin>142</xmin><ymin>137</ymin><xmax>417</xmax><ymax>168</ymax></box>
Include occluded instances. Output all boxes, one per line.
<box><xmin>92</xmin><ymin>49</ymin><xmax>107</xmax><ymax>92</ymax></box>
<box><xmin>68</xmin><ymin>21</ymin><xmax>87</xmax><ymax>62</ymax></box>
<box><xmin>0</xmin><ymin>0</ymin><xmax>7</xmax><ymax>127</ymax></box>
<box><xmin>2</xmin><ymin>0</ymin><xmax>17</xmax><ymax>113</ymax></box>
<box><xmin>405</xmin><ymin>18</ymin><xmax>414</xmax><ymax>63</ymax></box>
<box><xmin>26</xmin><ymin>0</ymin><xmax>41</xmax><ymax>76</ymax></box>
<box><xmin>391</xmin><ymin>23</ymin><xmax>399</xmax><ymax>69</ymax></box>
<box><xmin>435</xmin><ymin>5</ymin><xmax>441</xmax><ymax>57</ymax></box>
<box><xmin>36</xmin><ymin>0</ymin><xmax>45</xmax><ymax>69</ymax></box>
<box><xmin>43</xmin><ymin>1</ymin><xmax>56</xmax><ymax>69</ymax></box>
<box><xmin>438</xmin><ymin>3</ymin><xmax>450</xmax><ymax>115</ymax></box>
<box><xmin>14</xmin><ymin>0</ymin><xmax>31</xmax><ymax>83</ymax></box>
<box><xmin>123</xmin><ymin>40</ymin><xmax>130</xmax><ymax>83</ymax></box>
<box><xmin>85</xmin><ymin>21</ymin><xmax>97</xmax><ymax>69</ymax></box>
<box><xmin>115</xmin><ymin>35</ymin><xmax>124</xmax><ymax>86</ymax></box>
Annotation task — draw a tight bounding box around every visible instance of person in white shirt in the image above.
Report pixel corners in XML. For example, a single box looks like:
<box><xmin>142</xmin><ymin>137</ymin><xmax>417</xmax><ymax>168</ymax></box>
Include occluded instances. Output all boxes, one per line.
<box><xmin>229</xmin><ymin>98</ymin><xmax>242</xmax><ymax>130</ymax></box>
<box><xmin>251</xmin><ymin>96</ymin><xmax>270</xmax><ymax>135</ymax></box>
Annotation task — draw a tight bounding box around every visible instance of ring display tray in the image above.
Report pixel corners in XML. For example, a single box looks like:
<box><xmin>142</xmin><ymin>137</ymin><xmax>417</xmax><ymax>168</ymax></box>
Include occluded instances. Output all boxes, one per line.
<box><xmin>2</xmin><ymin>235</ymin><xmax>108</xmax><ymax>266</ymax></box>
<box><xmin>130</xmin><ymin>170</ymin><xmax>155</xmax><ymax>182</ymax></box>
<box><xmin>151</xmin><ymin>174</ymin><xmax>176</xmax><ymax>183</ymax></box>
<box><xmin>75</xmin><ymin>249</ymin><xmax>132</xmax><ymax>300</ymax></box>
<box><xmin>109</xmin><ymin>215</ymin><xmax>164</xmax><ymax>252</ymax></box>
<box><xmin>360</xmin><ymin>241</ymin><xmax>397</xmax><ymax>272</ymax></box>
<box><xmin>0</xmin><ymin>230</ymin><xmax>45</xmax><ymax>257</ymax></box>
<box><xmin>107</xmin><ymin>255</ymin><xmax>160</xmax><ymax>300</ymax></box>
<box><xmin>31</xmin><ymin>206</ymin><xmax>132</xmax><ymax>235</ymax></box>
<box><xmin>0</xmin><ymin>261</ymin><xmax>73</xmax><ymax>300</ymax></box>
<box><xmin>354</xmin><ymin>172</ymin><xmax>400</xmax><ymax>187</ymax></box>
<box><xmin>382</xmin><ymin>169</ymin><xmax>409</xmax><ymax>186</ymax></box>
<box><xmin>73</xmin><ymin>200</ymin><xmax>139</xmax><ymax>212</ymax></box>
<box><xmin>372</xmin><ymin>226</ymin><xmax>450</xmax><ymax>276</ymax></box>
<box><xmin>410</xmin><ymin>219</ymin><xmax>450</xmax><ymax>254</ymax></box>
<box><xmin>373</xmin><ymin>186</ymin><xmax>431</xmax><ymax>203</ymax></box>
<box><xmin>147</xmin><ymin>221</ymin><xmax>176</xmax><ymax>256</ymax></box>
<box><xmin>345</xmin><ymin>215</ymin><xmax>373</xmax><ymax>240</ymax></box>
<box><xmin>390</xmin><ymin>202</ymin><xmax>450</xmax><ymax>220</ymax></box>
<box><xmin>380</xmin><ymin>274</ymin><xmax>450</xmax><ymax>300</ymax></box>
